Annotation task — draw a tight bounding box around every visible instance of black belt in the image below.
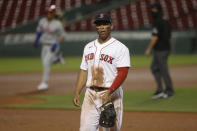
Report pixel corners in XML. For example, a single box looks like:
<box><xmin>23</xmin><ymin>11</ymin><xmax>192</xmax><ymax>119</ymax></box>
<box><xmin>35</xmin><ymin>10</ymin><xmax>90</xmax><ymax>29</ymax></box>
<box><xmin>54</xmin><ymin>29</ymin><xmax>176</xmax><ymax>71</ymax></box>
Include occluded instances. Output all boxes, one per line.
<box><xmin>89</xmin><ymin>86</ymin><xmax>108</xmax><ymax>92</ymax></box>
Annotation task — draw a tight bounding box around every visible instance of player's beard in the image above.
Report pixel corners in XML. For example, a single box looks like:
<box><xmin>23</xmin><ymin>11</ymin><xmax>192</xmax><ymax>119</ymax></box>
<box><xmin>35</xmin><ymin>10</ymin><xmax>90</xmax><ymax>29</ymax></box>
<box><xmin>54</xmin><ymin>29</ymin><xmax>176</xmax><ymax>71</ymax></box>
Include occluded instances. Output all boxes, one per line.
<box><xmin>97</xmin><ymin>26</ymin><xmax>111</xmax><ymax>43</ymax></box>
<box><xmin>47</xmin><ymin>13</ymin><xmax>55</xmax><ymax>21</ymax></box>
<box><xmin>99</xmin><ymin>32</ymin><xmax>111</xmax><ymax>42</ymax></box>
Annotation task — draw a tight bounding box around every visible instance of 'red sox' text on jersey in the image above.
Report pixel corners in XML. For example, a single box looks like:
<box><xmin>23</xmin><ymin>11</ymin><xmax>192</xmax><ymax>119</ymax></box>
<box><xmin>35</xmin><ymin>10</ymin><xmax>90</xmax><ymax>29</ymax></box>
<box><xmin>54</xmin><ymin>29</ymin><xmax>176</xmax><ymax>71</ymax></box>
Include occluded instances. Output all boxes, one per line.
<box><xmin>80</xmin><ymin>37</ymin><xmax>130</xmax><ymax>88</ymax></box>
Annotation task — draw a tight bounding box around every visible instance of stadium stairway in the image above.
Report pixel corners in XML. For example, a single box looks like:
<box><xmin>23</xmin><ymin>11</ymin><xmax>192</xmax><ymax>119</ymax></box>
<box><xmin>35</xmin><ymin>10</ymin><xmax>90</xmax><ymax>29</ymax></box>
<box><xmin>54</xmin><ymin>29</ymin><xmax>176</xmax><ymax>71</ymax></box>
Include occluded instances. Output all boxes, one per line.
<box><xmin>0</xmin><ymin>0</ymin><xmax>112</xmax><ymax>33</ymax></box>
<box><xmin>65</xmin><ymin>0</ymin><xmax>197</xmax><ymax>31</ymax></box>
<box><xmin>0</xmin><ymin>0</ymin><xmax>196</xmax><ymax>33</ymax></box>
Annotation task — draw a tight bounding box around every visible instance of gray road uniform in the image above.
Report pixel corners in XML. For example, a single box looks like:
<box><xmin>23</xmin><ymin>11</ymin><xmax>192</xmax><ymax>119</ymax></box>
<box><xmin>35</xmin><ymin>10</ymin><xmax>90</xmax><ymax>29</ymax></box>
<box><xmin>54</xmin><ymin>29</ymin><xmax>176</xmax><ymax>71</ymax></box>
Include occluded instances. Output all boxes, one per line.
<box><xmin>37</xmin><ymin>17</ymin><xmax>65</xmax><ymax>84</ymax></box>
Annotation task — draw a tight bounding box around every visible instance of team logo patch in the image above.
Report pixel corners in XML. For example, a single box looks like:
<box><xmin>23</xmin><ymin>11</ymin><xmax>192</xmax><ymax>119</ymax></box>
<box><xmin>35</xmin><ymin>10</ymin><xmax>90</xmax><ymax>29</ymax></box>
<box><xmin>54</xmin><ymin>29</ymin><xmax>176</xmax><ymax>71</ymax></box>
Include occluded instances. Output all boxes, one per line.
<box><xmin>85</xmin><ymin>53</ymin><xmax>94</xmax><ymax>61</ymax></box>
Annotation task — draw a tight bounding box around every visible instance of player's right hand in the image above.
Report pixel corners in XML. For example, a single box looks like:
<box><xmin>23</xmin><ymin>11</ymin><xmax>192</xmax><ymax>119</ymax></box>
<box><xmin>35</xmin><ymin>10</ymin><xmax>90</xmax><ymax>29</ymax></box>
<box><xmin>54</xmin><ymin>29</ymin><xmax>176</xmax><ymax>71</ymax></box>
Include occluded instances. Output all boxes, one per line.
<box><xmin>73</xmin><ymin>94</ymin><xmax>81</xmax><ymax>107</ymax></box>
<box><xmin>144</xmin><ymin>48</ymin><xmax>151</xmax><ymax>56</ymax></box>
<box><xmin>33</xmin><ymin>31</ymin><xmax>42</xmax><ymax>48</ymax></box>
<box><xmin>33</xmin><ymin>40</ymin><xmax>39</xmax><ymax>48</ymax></box>
<box><xmin>101</xmin><ymin>90</ymin><xmax>111</xmax><ymax>104</ymax></box>
<box><xmin>51</xmin><ymin>42</ymin><xmax>58</xmax><ymax>52</ymax></box>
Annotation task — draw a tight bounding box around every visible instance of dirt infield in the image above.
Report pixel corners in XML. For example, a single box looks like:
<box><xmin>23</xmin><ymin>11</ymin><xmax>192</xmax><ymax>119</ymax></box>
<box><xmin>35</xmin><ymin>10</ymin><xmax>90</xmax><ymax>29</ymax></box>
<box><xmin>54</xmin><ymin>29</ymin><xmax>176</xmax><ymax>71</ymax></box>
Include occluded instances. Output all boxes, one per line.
<box><xmin>0</xmin><ymin>66</ymin><xmax>197</xmax><ymax>131</ymax></box>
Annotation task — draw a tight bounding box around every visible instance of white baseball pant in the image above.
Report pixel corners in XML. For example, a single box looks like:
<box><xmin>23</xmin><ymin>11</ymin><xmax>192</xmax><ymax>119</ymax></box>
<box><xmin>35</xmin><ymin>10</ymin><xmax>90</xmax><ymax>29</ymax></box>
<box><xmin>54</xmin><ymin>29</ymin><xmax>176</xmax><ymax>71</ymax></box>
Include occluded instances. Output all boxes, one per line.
<box><xmin>80</xmin><ymin>87</ymin><xmax>123</xmax><ymax>131</ymax></box>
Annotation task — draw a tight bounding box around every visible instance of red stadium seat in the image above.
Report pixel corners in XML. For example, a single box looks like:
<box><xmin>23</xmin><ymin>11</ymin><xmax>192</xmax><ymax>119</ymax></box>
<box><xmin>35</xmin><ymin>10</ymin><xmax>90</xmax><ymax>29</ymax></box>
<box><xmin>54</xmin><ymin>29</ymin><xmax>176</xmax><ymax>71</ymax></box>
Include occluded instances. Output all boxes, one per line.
<box><xmin>0</xmin><ymin>0</ymin><xmax>196</xmax><ymax>31</ymax></box>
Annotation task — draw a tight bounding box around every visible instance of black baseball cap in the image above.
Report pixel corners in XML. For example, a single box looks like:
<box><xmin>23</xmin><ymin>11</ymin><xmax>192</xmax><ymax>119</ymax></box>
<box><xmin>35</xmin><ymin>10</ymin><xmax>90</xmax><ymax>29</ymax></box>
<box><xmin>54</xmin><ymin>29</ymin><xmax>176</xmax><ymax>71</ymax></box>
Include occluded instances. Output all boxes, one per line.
<box><xmin>94</xmin><ymin>13</ymin><xmax>112</xmax><ymax>24</ymax></box>
<box><xmin>151</xmin><ymin>3</ymin><xmax>162</xmax><ymax>12</ymax></box>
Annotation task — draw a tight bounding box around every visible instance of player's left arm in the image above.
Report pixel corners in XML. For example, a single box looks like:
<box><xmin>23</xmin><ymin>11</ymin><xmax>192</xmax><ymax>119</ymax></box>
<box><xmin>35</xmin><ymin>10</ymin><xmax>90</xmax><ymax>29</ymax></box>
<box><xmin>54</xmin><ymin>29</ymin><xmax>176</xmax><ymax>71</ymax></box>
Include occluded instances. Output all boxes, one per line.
<box><xmin>103</xmin><ymin>46</ymin><xmax>130</xmax><ymax>102</ymax></box>
<box><xmin>110</xmin><ymin>46</ymin><xmax>130</xmax><ymax>93</ymax></box>
<box><xmin>57</xmin><ymin>22</ymin><xmax>66</xmax><ymax>43</ymax></box>
<box><xmin>58</xmin><ymin>35</ymin><xmax>65</xmax><ymax>43</ymax></box>
<box><xmin>51</xmin><ymin>22</ymin><xmax>65</xmax><ymax>52</ymax></box>
<box><xmin>109</xmin><ymin>67</ymin><xmax>129</xmax><ymax>93</ymax></box>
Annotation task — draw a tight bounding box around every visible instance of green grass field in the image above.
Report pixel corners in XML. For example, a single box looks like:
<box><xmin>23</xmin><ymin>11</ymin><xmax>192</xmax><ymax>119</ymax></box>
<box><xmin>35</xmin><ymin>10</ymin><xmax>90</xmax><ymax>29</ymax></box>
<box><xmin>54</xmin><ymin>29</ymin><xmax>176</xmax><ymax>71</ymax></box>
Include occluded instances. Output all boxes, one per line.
<box><xmin>0</xmin><ymin>54</ymin><xmax>197</xmax><ymax>73</ymax></box>
<box><xmin>2</xmin><ymin>54</ymin><xmax>197</xmax><ymax>112</ymax></box>
<box><xmin>7</xmin><ymin>87</ymin><xmax>197</xmax><ymax>113</ymax></box>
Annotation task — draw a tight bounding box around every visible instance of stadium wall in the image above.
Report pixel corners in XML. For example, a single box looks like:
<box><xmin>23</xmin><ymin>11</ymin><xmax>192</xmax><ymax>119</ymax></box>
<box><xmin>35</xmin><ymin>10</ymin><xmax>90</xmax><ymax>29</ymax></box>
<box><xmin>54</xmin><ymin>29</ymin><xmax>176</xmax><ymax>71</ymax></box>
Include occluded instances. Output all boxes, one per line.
<box><xmin>0</xmin><ymin>30</ymin><xmax>196</xmax><ymax>57</ymax></box>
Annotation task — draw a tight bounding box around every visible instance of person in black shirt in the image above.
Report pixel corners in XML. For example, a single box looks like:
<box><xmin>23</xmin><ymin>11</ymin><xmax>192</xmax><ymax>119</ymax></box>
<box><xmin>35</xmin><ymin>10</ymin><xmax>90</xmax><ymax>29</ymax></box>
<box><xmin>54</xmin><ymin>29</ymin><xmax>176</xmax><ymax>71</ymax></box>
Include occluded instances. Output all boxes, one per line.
<box><xmin>144</xmin><ymin>3</ymin><xmax>174</xmax><ymax>99</ymax></box>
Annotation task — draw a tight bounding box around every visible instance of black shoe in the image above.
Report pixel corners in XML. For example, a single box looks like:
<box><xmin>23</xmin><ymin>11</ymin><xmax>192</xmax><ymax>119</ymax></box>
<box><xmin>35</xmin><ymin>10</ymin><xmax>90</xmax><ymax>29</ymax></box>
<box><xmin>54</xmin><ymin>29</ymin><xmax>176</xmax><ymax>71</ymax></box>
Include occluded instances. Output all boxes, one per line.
<box><xmin>162</xmin><ymin>91</ymin><xmax>174</xmax><ymax>99</ymax></box>
<box><xmin>163</xmin><ymin>90</ymin><xmax>174</xmax><ymax>98</ymax></box>
<box><xmin>151</xmin><ymin>91</ymin><xmax>164</xmax><ymax>99</ymax></box>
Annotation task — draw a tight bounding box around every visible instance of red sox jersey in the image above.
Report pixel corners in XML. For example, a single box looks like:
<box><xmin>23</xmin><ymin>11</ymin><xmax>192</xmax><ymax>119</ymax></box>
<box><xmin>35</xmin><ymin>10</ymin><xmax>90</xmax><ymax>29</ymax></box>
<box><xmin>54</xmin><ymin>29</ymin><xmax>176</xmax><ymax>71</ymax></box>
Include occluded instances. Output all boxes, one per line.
<box><xmin>80</xmin><ymin>37</ymin><xmax>130</xmax><ymax>88</ymax></box>
<box><xmin>37</xmin><ymin>18</ymin><xmax>65</xmax><ymax>44</ymax></box>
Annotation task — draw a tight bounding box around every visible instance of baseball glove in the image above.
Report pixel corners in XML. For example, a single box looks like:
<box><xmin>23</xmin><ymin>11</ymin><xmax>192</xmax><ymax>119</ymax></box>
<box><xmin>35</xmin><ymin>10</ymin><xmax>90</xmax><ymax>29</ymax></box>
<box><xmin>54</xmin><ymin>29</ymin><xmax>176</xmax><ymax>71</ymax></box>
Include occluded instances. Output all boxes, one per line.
<box><xmin>99</xmin><ymin>101</ymin><xmax>116</xmax><ymax>128</ymax></box>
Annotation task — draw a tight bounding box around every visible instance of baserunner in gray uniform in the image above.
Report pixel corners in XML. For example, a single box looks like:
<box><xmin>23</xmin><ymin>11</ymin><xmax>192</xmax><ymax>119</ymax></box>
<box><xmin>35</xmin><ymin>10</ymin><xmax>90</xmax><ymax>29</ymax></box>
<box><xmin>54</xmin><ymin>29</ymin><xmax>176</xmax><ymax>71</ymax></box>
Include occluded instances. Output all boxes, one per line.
<box><xmin>33</xmin><ymin>5</ymin><xmax>66</xmax><ymax>90</ymax></box>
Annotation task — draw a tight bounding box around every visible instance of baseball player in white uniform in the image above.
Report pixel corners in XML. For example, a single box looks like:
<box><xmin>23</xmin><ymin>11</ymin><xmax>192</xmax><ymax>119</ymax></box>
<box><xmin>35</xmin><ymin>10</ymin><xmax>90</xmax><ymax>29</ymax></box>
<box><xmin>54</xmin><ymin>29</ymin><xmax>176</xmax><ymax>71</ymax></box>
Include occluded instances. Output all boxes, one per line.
<box><xmin>73</xmin><ymin>13</ymin><xmax>130</xmax><ymax>131</ymax></box>
<box><xmin>33</xmin><ymin>5</ymin><xmax>66</xmax><ymax>90</ymax></box>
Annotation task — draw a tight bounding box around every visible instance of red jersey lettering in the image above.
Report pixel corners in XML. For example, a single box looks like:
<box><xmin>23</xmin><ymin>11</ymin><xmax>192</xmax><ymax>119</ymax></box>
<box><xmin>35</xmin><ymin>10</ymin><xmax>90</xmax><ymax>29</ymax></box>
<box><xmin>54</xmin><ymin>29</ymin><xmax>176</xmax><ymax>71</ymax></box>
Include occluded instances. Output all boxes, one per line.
<box><xmin>100</xmin><ymin>54</ymin><xmax>114</xmax><ymax>64</ymax></box>
<box><xmin>108</xmin><ymin>56</ymin><xmax>114</xmax><ymax>64</ymax></box>
<box><xmin>85</xmin><ymin>53</ymin><xmax>94</xmax><ymax>61</ymax></box>
<box><xmin>100</xmin><ymin>54</ymin><xmax>105</xmax><ymax>61</ymax></box>
<box><xmin>104</xmin><ymin>55</ymin><xmax>109</xmax><ymax>62</ymax></box>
